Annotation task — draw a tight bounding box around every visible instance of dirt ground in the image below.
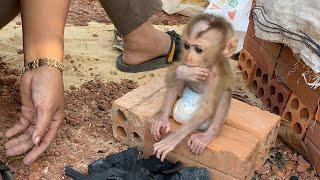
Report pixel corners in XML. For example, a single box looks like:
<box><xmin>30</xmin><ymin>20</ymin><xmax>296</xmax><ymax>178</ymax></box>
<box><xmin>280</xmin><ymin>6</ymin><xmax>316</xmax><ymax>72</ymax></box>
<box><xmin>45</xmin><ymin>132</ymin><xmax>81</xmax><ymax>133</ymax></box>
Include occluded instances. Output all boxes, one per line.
<box><xmin>0</xmin><ymin>0</ymin><xmax>319</xmax><ymax>179</ymax></box>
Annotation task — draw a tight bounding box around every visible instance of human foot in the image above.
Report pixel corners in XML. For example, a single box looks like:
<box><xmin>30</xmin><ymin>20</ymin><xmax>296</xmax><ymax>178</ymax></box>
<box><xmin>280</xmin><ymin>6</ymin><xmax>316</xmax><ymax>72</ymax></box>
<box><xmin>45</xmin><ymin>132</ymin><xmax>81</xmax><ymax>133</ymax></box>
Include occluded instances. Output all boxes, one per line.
<box><xmin>187</xmin><ymin>130</ymin><xmax>218</xmax><ymax>155</ymax></box>
<box><xmin>122</xmin><ymin>20</ymin><xmax>171</xmax><ymax>65</ymax></box>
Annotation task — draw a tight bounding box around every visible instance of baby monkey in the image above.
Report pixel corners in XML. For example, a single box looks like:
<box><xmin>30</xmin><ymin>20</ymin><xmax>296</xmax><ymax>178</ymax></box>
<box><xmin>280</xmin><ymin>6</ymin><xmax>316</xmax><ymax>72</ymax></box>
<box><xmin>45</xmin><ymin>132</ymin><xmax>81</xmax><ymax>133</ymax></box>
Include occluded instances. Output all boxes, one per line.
<box><xmin>150</xmin><ymin>13</ymin><xmax>237</xmax><ymax>161</ymax></box>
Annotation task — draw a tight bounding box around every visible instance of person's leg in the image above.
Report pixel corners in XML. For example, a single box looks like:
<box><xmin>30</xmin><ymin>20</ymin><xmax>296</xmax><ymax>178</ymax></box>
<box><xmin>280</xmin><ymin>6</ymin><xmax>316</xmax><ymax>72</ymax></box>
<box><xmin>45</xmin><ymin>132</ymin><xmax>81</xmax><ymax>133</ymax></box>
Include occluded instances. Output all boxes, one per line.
<box><xmin>21</xmin><ymin>0</ymin><xmax>70</xmax><ymax>63</ymax></box>
<box><xmin>99</xmin><ymin>0</ymin><xmax>171</xmax><ymax>65</ymax></box>
<box><xmin>0</xmin><ymin>0</ymin><xmax>20</xmax><ymax>29</ymax></box>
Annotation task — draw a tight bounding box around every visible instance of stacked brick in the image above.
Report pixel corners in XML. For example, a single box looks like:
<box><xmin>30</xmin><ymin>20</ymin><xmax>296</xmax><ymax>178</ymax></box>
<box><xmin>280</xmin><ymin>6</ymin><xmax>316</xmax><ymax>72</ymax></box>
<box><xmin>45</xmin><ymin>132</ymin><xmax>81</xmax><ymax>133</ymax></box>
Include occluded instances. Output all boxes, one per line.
<box><xmin>239</xmin><ymin>11</ymin><xmax>320</xmax><ymax>173</ymax></box>
<box><xmin>111</xmin><ymin>76</ymin><xmax>281</xmax><ymax>179</ymax></box>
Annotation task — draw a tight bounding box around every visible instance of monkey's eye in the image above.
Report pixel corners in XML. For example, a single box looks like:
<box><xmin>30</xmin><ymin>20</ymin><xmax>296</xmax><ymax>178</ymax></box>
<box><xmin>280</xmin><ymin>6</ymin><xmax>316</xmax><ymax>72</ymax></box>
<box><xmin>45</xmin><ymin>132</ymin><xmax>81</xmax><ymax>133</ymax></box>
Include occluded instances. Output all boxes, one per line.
<box><xmin>184</xmin><ymin>43</ymin><xmax>190</xmax><ymax>50</ymax></box>
<box><xmin>195</xmin><ymin>47</ymin><xmax>203</xmax><ymax>54</ymax></box>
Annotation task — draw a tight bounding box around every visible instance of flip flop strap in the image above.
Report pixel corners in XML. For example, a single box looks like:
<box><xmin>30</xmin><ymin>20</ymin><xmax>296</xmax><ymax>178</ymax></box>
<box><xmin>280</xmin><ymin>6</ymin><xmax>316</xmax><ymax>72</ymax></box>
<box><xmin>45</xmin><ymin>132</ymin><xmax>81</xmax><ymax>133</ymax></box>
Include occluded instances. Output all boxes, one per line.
<box><xmin>166</xmin><ymin>39</ymin><xmax>176</xmax><ymax>63</ymax></box>
<box><xmin>166</xmin><ymin>31</ymin><xmax>181</xmax><ymax>63</ymax></box>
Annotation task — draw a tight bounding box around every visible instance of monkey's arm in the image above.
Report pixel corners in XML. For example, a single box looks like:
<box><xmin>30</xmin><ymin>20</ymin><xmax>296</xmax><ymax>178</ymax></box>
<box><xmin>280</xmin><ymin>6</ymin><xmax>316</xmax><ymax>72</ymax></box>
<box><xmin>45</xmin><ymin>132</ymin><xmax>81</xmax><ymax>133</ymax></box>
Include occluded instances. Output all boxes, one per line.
<box><xmin>161</xmin><ymin>80</ymin><xmax>185</xmax><ymax>117</ymax></box>
<box><xmin>151</xmin><ymin>80</ymin><xmax>185</xmax><ymax>141</ymax></box>
<box><xmin>207</xmin><ymin>90</ymin><xmax>231</xmax><ymax>136</ymax></box>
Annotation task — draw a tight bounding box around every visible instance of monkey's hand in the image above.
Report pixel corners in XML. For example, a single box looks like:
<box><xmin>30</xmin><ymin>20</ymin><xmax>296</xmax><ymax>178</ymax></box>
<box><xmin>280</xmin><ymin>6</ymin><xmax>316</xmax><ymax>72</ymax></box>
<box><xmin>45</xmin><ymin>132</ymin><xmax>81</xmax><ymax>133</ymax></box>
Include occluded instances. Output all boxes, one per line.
<box><xmin>153</xmin><ymin>133</ymin><xmax>180</xmax><ymax>162</ymax></box>
<box><xmin>176</xmin><ymin>65</ymin><xmax>209</xmax><ymax>83</ymax></box>
<box><xmin>151</xmin><ymin>113</ymin><xmax>171</xmax><ymax>141</ymax></box>
<box><xmin>188</xmin><ymin>130</ymin><xmax>218</xmax><ymax>155</ymax></box>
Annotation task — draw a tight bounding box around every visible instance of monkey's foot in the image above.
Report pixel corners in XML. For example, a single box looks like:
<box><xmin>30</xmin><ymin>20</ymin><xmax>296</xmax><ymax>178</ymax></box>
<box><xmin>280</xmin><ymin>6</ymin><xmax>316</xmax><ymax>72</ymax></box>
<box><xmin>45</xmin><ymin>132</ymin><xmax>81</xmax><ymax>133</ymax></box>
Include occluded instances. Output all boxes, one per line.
<box><xmin>188</xmin><ymin>131</ymin><xmax>217</xmax><ymax>155</ymax></box>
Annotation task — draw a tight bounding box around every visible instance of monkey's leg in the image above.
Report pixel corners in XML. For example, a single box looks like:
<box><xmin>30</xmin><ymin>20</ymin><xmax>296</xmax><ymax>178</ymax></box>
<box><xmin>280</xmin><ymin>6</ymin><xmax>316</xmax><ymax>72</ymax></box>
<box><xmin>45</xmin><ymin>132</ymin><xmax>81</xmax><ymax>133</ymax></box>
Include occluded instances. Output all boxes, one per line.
<box><xmin>187</xmin><ymin>90</ymin><xmax>231</xmax><ymax>155</ymax></box>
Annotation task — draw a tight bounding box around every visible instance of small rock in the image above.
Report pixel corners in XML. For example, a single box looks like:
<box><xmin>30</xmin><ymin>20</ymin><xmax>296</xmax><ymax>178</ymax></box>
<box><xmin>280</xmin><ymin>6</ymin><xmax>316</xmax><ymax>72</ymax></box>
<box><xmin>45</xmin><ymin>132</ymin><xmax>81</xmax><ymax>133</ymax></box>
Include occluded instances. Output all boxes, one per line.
<box><xmin>18</xmin><ymin>169</ymin><xmax>24</xmax><ymax>175</ymax></box>
<box><xmin>257</xmin><ymin>163</ymin><xmax>271</xmax><ymax>175</ymax></box>
<box><xmin>0</xmin><ymin>75</ymin><xmax>18</xmax><ymax>85</ymax></box>
<box><xmin>285</xmin><ymin>161</ymin><xmax>295</xmax><ymax>171</ymax></box>
<box><xmin>92</xmin><ymin>34</ymin><xmax>98</xmax><ymax>37</ymax></box>
<box><xmin>65</xmin><ymin>54</ymin><xmax>72</xmax><ymax>60</ymax></box>
<box><xmin>28</xmin><ymin>172</ymin><xmax>41</xmax><ymax>180</ymax></box>
<box><xmin>296</xmin><ymin>156</ymin><xmax>310</xmax><ymax>173</ymax></box>
<box><xmin>54</xmin><ymin>151</ymin><xmax>60</xmax><ymax>156</ymax></box>
<box><xmin>69</xmin><ymin>85</ymin><xmax>76</xmax><ymax>91</ymax></box>
<box><xmin>30</xmin><ymin>162</ymin><xmax>41</xmax><ymax>171</ymax></box>
<box><xmin>88</xmin><ymin>68</ymin><xmax>93</xmax><ymax>71</ymax></box>
<box><xmin>110</xmin><ymin>71</ymin><xmax>117</xmax><ymax>75</ymax></box>
<box><xmin>16</xmin><ymin>21</ymin><xmax>22</xmax><ymax>25</ymax></box>
<box><xmin>272</xmin><ymin>165</ymin><xmax>286</xmax><ymax>178</ymax></box>
<box><xmin>97</xmin><ymin>104</ymin><xmax>105</xmax><ymax>111</ymax></box>
<box><xmin>17</xmin><ymin>49</ymin><xmax>24</xmax><ymax>54</ymax></box>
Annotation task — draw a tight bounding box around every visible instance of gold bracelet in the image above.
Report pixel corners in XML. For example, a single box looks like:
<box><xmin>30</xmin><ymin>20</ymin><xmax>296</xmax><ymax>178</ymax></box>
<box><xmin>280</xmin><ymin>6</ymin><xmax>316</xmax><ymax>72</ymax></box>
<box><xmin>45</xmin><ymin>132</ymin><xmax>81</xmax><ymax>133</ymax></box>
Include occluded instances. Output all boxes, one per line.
<box><xmin>21</xmin><ymin>58</ymin><xmax>64</xmax><ymax>75</ymax></box>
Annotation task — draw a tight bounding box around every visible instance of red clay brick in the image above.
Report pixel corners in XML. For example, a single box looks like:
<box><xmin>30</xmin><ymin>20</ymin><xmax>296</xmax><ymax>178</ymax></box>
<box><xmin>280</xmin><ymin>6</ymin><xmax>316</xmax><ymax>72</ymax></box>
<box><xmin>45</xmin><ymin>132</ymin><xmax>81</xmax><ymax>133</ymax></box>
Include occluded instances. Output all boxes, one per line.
<box><xmin>305</xmin><ymin>121</ymin><xmax>320</xmax><ymax>150</ymax></box>
<box><xmin>111</xmin><ymin>76</ymin><xmax>167</xmax><ymax>147</ymax></box>
<box><xmin>281</xmin><ymin>94</ymin><xmax>315</xmax><ymax>138</ymax></box>
<box><xmin>238</xmin><ymin>49</ymin><xmax>257</xmax><ymax>88</ymax></box>
<box><xmin>304</xmin><ymin>138</ymin><xmax>320</xmax><ymax>173</ymax></box>
<box><xmin>226</xmin><ymin>99</ymin><xmax>281</xmax><ymax>169</ymax></box>
<box><xmin>278</xmin><ymin>120</ymin><xmax>308</xmax><ymax>157</ymax></box>
<box><xmin>166</xmin><ymin>152</ymin><xmax>240</xmax><ymax>180</ymax></box>
<box><xmin>276</xmin><ymin>46</ymin><xmax>319</xmax><ymax>113</ymax></box>
<box><xmin>265</xmin><ymin>78</ymin><xmax>292</xmax><ymax>115</ymax></box>
<box><xmin>112</xmin><ymin>88</ymin><xmax>166</xmax><ymax>147</ymax></box>
<box><xmin>112</xmin><ymin>75</ymin><xmax>166</xmax><ymax>110</ymax></box>
<box><xmin>143</xmin><ymin>119</ymin><xmax>259</xmax><ymax>179</ymax></box>
<box><xmin>259</xmin><ymin>41</ymin><xmax>283</xmax><ymax>75</ymax></box>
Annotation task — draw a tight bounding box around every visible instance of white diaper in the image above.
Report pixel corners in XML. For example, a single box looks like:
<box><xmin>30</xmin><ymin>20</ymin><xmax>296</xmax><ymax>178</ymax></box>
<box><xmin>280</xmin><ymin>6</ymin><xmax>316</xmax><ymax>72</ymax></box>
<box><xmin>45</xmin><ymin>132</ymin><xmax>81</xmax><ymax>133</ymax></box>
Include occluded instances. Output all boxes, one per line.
<box><xmin>173</xmin><ymin>86</ymin><xmax>209</xmax><ymax>131</ymax></box>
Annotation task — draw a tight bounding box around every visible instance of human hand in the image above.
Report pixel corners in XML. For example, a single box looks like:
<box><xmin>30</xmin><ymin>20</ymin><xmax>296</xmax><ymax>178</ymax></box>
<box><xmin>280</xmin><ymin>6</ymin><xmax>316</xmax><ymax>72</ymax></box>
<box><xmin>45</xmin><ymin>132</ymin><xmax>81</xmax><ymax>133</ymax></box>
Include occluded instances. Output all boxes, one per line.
<box><xmin>4</xmin><ymin>67</ymin><xmax>65</xmax><ymax>165</ymax></box>
<box><xmin>176</xmin><ymin>65</ymin><xmax>209</xmax><ymax>83</ymax></box>
<box><xmin>150</xmin><ymin>113</ymin><xmax>171</xmax><ymax>141</ymax></box>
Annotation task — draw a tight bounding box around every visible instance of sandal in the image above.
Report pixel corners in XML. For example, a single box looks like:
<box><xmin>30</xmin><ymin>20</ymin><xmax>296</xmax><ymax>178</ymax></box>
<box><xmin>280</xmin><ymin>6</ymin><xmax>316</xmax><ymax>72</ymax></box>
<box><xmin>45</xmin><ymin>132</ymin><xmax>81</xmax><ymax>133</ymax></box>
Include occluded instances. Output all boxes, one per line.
<box><xmin>115</xmin><ymin>30</ymin><xmax>181</xmax><ymax>73</ymax></box>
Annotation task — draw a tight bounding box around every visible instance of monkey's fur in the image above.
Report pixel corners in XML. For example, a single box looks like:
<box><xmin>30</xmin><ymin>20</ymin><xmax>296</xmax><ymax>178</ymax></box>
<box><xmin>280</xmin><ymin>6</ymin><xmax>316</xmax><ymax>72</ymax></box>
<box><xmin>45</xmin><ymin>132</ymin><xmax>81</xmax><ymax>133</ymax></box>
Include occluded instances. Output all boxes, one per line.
<box><xmin>151</xmin><ymin>14</ymin><xmax>235</xmax><ymax>161</ymax></box>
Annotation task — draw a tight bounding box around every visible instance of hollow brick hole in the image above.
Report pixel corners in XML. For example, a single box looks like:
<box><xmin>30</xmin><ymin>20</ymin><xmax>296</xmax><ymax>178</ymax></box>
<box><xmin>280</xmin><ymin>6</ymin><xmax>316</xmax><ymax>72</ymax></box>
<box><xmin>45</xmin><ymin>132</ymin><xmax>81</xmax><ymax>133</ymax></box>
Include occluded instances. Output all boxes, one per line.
<box><xmin>132</xmin><ymin>132</ymin><xmax>142</xmax><ymax>144</ymax></box>
<box><xmin>283</xmin><ymin>112</ymin><xmax>292</xmax><ymax>121</ymax></box>
<box><xmin>293</xmin><ymin>122</ymin><xmax>303</xmax><ymax>134</ymax></box>
<box><xmin>116</xmin><ymin>110</ymin><xmax>127</xmax><ymax>123</ymax></box>
<box><xmin>277</xmin><ymin>93</ymin><xmax>284</xmax><ymax>103</ymax></box>
<box><xmin>262</xmin><ymin>74</ymin><xmax>268</xmax><ymax>84</ymax></box>
<box><xmin>266</xmin><ymin>98</ymin><xmax>271</xmax><ymax>108</ymax></box>
<box><xmin>273</xmin><ymin>106</ymin><xmax>280</xmax><ymax>115</ymax></box>
<box><xmin>300</xmin><ymin>108</ymin><xmax>309</xmax><ymax>122</ymax></box>
<box><xmin>269</xmin><ymin>85</ymin><xmax>276</xmax><ymax>95</ymax></box>
<box><xmin>242</xmin><ymin>71</ymin><xmax>248</xmax><ymax>81</ymax></box>
<box><xmin>259</xmin><ymin>88</ymin><xmax>264</xmax><ymax>98</ymax></box>
<box><xmin>252</xmin><ymin>80</ymin><xmax>258</xmax><ymax>90</ymax></box>
<box><xmin>256</xmin><ymin>68</ymin><xmax>262</xmax><ymax>77</ymax></box>
<box><xmin>116</xmin><ymin>126</ymin><xmax>127</xmax><ymax>140</ymax></box>
<box><xmin>246</xmin><ymin>58</ymin><xmax>252</xmax><ymax>69</ymax></box>
<box><xmin>290</xmin><ymin>98</ymin><xmax>299</xmax><ymax>110</ymax></box>
<box><xmin>239</xmin><ymin>52</ymin><xmax>246</xmax><ymax>62</ymax></box>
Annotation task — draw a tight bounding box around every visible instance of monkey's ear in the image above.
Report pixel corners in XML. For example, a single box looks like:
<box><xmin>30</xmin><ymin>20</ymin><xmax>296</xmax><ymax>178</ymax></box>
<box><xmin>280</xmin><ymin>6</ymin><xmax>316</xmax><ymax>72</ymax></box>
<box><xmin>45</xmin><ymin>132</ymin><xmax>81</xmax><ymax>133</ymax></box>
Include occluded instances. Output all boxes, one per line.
<box><xmin>223</xmin><ymin>37</ymin><xmax>238</xmax><ymax>58</ymax></box>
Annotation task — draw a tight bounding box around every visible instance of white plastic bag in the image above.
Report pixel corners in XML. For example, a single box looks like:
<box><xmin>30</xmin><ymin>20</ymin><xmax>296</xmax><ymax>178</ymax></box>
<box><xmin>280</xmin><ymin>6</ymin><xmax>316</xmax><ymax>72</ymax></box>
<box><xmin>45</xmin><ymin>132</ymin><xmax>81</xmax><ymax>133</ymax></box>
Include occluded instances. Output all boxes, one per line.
<box><xmin>161</xmin><ymin>0</ymin><xmax>208</xmax><ymax>17</ymax></box>
<box><xmin>204</xmin><ymin>0</ymin><xmax>252</xmax><ymax>52</ymax></box>
<box><xmin>204</xmin><ymin>0</ymin><xmax>252</xmax><ymax>32</ymax></box>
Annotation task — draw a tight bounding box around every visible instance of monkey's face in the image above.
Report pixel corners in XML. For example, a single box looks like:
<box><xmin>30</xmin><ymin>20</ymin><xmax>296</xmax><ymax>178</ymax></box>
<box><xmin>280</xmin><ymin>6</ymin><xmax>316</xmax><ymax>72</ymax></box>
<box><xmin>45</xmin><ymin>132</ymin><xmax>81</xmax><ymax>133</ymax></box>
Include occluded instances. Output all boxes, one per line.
<box><xmin>181</xmin><ymin>29</ymin><xmax>224</xmax><ymax>68</ymax></box>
